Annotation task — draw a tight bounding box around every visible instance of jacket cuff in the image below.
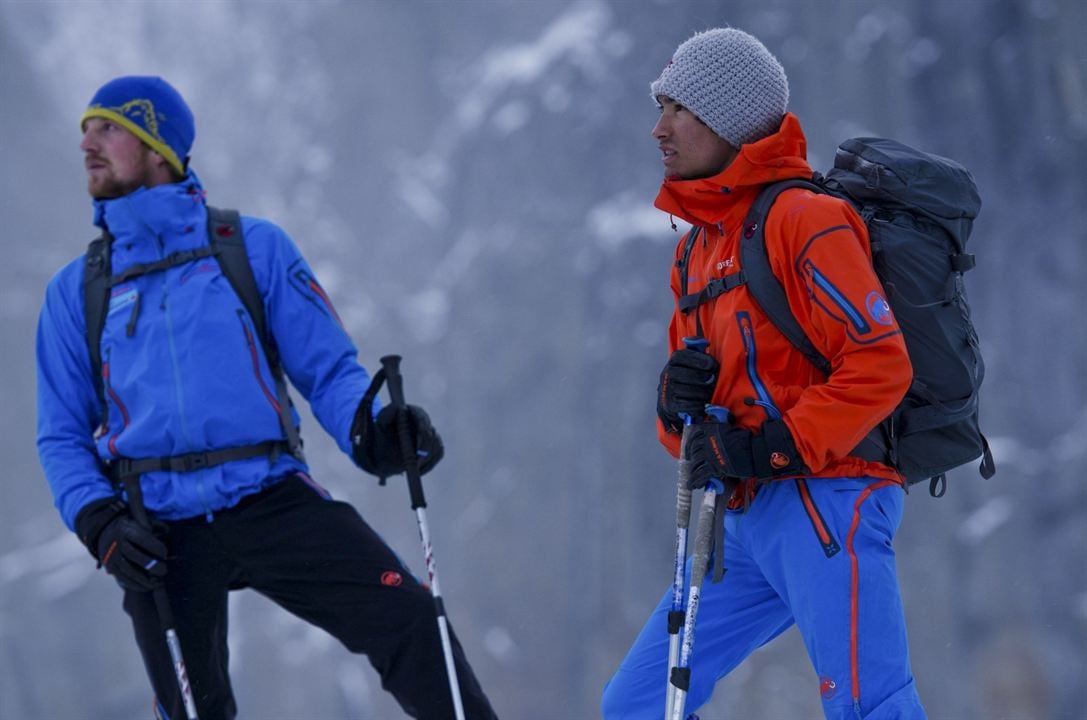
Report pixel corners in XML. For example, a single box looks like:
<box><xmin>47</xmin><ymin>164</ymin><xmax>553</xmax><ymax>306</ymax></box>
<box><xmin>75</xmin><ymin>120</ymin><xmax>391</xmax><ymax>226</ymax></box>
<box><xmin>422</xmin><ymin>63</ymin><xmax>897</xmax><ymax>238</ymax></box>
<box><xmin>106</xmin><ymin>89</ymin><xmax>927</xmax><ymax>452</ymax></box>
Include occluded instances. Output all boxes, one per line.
<box><xmin>754</xmin><ymin>419</ymin><xmax>808</xmax><ymax>478</ymax></box>
<box><xmin>73</xmin><ymin>496</ymin><xmax>126</xmax><ymax>560</ymax></box>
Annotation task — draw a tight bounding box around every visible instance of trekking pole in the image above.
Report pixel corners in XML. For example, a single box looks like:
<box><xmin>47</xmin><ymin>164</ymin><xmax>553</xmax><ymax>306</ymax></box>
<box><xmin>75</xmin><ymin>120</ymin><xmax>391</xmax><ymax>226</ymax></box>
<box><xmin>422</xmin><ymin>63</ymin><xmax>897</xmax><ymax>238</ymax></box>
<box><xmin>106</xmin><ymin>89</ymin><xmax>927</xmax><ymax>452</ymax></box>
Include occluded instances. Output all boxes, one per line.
<box><xmin>669</xmin><ymin>406</ymin><xmax>731</xmax><ymax>720</ymax></box>
<box><xmin>665</xmin><ymin>337</ymin><xmax>708</xmax><ymax>720</ymax></box>
<box><xmin>380</xmin><ymin>355</ymin><xmax>466</xmax><ymax>720</ymax></box>
<box><xmin>122</xmin><ymin>475</ymin><xmax>199</xmax><ymax>720</ymax></box>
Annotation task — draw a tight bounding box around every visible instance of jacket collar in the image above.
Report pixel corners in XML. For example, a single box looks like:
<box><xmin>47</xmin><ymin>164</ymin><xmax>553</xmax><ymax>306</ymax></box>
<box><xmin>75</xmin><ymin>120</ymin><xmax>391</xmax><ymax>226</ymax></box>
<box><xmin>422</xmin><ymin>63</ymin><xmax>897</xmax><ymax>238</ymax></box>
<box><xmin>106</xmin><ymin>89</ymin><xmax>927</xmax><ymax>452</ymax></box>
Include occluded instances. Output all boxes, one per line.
<box><xmin>653</xmin><ymin>113</ymin><xmax>814</xmax><ymax>228</ymax></box>
<box><xmin>92</xmin><ymin>170</ymin><xmax>207</xmax><ymax>248</ymax></box>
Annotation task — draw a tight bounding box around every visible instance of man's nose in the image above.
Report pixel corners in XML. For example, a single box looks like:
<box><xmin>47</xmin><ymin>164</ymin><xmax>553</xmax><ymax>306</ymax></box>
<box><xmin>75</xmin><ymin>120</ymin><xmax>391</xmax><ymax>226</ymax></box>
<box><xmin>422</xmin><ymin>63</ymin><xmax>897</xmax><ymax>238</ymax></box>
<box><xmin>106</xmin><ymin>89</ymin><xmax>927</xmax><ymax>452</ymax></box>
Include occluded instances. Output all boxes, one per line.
<box><xmin>651</xmin><ymin>115</ymin><xmax>669</xmax><ymax>139</ymax></box>
<box><xmin>79</xmin><ymin>129</ymin><xmax>96</xmax><ymax>153</ymax></box>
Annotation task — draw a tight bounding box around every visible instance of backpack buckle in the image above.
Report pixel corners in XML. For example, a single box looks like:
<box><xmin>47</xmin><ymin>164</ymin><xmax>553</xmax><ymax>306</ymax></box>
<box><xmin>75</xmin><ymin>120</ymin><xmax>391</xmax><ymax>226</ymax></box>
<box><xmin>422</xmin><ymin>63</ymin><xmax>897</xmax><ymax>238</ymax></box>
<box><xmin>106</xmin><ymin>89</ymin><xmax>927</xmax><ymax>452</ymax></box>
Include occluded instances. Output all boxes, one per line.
<box><xmin>179</xmin><ymin>453</ymin><xmax>209</xmax><ymax>472</ymax></box>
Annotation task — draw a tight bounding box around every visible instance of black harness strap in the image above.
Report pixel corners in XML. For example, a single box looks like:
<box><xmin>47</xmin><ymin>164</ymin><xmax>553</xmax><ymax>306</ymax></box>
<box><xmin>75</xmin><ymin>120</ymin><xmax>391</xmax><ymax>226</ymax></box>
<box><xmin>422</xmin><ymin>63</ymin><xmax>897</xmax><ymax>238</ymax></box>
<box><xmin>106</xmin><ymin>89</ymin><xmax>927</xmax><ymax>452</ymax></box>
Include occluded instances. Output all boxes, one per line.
<box><xmin>84</xmin><ymin>237</ymin><xmax>112</xmax><ymax>422</ymax></box>
<box><xmin>677</xmin><ymin>271</ymin><xmax>748</xmax><ymax>314</ymax></box>
<box><xmin>740</xmin><ymin>179</ymin><xmax>834</xmax><ymax>377</ymax></box>
<box><xmin>107</xmin><ymin>246</ymin><xmax>220</xmax><ymax>287</ymax></box>
<box><xmin>109</xmin><ymin>441</ymin><xmax>292</xmax><ymax>480</ymax></box>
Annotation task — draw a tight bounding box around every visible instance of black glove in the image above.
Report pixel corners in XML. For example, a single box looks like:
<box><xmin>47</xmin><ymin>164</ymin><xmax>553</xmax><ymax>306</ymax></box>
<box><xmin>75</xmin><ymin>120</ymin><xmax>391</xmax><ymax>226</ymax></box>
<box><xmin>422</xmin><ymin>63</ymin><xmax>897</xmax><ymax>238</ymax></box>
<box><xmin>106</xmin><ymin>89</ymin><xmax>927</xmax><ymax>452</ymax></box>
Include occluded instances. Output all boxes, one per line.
<box><xmin>685</xmin><ymin>418</ymin><xmax>807</xmax><ymax>489</ymax></box>
<box><xmin>352</xmin><ymin>401</ymin><xmax>444</xmax><ymax>478</ymax></box>
<box><xmin>656</xmin><ymin>348</ymin><xmax>719</xmax><ymax>433</ymax></box>
<box><xmin>74</xmin><ymin>497</ymin><xmax>168</xmax><ymax>592</ymax></box>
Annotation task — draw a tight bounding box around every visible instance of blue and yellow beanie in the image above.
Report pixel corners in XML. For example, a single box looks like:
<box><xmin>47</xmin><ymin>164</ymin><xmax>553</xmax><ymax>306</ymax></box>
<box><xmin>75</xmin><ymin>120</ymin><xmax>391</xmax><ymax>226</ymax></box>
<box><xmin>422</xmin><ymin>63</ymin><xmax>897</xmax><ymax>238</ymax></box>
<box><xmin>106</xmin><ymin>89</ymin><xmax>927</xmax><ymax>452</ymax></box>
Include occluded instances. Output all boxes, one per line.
<box><xmin>81</xmin><ymin>76</ymin><xmax>194</xmax><ymax>175</ymax></box>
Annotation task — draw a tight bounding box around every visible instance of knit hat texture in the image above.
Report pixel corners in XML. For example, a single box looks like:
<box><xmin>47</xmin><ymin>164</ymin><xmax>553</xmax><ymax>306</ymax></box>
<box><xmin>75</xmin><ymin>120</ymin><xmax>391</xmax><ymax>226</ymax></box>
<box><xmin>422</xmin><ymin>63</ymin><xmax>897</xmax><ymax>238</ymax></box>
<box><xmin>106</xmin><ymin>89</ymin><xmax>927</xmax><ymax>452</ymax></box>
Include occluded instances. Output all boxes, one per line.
<box><xmin>81</xmin><ymin>76</ymin><xmax>194</xmax><ymax>175</ymax></box>
<box><xmin>650</xmin><ymin>28</ymin><xmax>788</xmax><ymax>148</ymax></box>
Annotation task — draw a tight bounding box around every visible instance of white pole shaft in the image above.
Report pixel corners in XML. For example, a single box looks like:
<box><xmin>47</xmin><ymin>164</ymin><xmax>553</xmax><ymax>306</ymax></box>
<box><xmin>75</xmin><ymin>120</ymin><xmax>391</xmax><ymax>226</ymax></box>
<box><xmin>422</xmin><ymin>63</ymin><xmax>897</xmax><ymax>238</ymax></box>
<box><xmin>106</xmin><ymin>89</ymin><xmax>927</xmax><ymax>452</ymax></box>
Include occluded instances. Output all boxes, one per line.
<box><xmin>415</xmin><ymin>507</ymin><xmax>466</xmax><ymax>720</ymax></box>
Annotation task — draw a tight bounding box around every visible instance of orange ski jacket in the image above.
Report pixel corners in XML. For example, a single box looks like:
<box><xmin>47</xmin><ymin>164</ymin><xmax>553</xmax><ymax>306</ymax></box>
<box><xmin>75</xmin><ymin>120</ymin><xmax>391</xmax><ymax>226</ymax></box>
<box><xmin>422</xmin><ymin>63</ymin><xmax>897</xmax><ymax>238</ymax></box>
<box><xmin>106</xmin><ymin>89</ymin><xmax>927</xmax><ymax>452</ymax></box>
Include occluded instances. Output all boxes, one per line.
<box><xmin>655</xmin><ymin>113</ymin><xmax>911</xmax><ymax>483</ymax></box>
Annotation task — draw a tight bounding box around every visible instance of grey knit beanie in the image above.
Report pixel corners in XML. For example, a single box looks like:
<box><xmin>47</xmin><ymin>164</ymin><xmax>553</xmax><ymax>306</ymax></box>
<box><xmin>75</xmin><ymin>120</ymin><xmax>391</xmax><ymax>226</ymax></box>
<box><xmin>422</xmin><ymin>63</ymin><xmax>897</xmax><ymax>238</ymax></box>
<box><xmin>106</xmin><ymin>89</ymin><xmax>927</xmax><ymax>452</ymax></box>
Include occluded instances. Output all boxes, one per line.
<box><xmin>650</xmin><ymin>28</ymin><xmax>789</xmax><ymax>148</ymax></box>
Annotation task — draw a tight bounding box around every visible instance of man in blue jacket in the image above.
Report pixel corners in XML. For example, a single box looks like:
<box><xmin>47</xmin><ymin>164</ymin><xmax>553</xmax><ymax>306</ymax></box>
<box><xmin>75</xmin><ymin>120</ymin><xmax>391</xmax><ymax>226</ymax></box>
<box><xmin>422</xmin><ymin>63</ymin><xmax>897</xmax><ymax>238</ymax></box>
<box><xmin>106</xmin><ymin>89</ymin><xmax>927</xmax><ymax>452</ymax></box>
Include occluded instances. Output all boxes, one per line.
<box><xmin>36</xmin><ymin>75</ymin><xmax>496</xmax><ymax>720</ymax></box>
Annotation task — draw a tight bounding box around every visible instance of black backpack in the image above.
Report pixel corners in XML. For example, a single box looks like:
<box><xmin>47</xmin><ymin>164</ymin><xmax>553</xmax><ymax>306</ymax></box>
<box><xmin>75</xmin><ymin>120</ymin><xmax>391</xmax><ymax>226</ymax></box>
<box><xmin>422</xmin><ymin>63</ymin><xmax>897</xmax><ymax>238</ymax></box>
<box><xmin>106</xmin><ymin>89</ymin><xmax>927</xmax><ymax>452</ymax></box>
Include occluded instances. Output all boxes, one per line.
<box><xmin>678</xmin><ymin>137</ymin><xmax>996</xmax><ymax>495</ymax></box>
<box><xmin>83</xmin><ymin>206</ymin><xmax>302</xmax><ymax>475</ymax></box>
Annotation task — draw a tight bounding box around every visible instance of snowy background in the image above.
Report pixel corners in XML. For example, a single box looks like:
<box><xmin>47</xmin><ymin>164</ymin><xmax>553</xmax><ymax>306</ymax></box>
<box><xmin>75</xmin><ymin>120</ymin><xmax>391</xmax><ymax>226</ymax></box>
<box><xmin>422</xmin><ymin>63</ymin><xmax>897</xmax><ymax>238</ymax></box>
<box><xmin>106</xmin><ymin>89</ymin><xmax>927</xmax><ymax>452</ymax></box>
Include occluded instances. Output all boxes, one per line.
<box><xmin>1</xmin><ymin>1</ymin><xmax>1085</xmax><ymax>718</ymax></box>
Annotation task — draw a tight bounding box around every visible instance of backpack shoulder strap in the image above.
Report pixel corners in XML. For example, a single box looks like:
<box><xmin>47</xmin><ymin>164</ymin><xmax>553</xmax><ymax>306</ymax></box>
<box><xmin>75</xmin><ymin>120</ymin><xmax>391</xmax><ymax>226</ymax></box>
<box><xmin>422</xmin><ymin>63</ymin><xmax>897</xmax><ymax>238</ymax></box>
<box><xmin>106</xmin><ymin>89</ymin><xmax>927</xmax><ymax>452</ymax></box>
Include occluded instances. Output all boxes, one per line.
<box><xmin>741</xmin><ymin>179</ymin><xmax>833</xmax><ymax>377</ymax></box>
<box><xmin>83</xmin><ymin>233</ymin><xmax>112</xmax><ymax>414</ymax></box>
<box><xmin>206</xmin><ymin>206</ymin><xmax>303</xmax><ymax>459</ymax></box>
<box><xmin>206</xmin><ymin>207</ymin><xmax>270</xmax><ymax>351</ymax></box>
<box><xmin>677</xmin><ymin>225</ymin><xmax>702</xmax><ymax>300</ymax></box>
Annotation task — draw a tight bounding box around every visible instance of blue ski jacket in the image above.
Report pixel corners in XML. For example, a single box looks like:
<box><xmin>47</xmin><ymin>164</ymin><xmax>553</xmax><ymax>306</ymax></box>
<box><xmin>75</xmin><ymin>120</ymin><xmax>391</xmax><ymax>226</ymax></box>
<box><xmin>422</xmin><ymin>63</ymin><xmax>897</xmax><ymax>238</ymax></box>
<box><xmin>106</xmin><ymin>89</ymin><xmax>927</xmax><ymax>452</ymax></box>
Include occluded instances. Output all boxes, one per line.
<box><xmin>37</xmin><ymin>173</ymin><xmax>372</xmax><ymax>529</ymax></box>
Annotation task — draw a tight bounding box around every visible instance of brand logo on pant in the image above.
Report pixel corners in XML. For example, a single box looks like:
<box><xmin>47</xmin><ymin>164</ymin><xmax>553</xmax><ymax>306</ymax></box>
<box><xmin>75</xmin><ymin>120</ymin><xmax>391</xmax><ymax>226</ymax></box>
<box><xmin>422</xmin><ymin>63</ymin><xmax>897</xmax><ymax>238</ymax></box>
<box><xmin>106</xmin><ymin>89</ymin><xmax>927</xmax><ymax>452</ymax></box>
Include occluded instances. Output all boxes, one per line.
<box><xmin>381</xmin><ymin>571</ymin><xmax>403</xmax><ymax>587</ymax></box>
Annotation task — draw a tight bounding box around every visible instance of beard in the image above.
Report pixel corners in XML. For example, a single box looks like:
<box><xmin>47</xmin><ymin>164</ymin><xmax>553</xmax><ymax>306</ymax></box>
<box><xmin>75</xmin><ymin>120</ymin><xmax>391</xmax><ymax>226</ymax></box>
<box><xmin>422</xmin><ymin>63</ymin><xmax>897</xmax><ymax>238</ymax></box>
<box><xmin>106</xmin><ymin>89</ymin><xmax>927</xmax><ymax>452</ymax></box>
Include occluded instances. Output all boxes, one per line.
<box><xmin>87</xmin><ymin>171</ymin><xmax>146</xmax><ymax>200</ymax></box>
<box><xmin>85</xmin><ymin>152</ymin><xmax>161</xmax><ymax>200</ymax></box>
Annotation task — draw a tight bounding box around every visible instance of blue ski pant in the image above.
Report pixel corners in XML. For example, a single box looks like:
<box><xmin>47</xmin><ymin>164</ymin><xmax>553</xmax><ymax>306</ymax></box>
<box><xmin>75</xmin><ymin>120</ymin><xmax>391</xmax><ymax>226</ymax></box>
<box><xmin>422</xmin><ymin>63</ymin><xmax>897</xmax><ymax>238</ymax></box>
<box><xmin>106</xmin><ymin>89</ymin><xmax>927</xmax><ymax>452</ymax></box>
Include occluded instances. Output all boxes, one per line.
<box><xmin>602</xmin><ymin>477</ymin><xmax>926</xmax><ymax>720</ymax></box>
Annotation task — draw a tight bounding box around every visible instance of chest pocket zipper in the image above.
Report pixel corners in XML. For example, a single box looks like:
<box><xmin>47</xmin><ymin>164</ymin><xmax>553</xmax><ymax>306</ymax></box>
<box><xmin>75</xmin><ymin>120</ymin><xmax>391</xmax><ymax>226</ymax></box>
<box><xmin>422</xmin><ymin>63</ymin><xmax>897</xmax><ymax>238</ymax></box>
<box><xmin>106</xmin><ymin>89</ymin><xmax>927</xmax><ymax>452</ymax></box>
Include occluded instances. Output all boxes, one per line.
<box><xmin>737</xmin><ymin>311</ymin><xmax>782</xmax><ymax>421</ymax></box>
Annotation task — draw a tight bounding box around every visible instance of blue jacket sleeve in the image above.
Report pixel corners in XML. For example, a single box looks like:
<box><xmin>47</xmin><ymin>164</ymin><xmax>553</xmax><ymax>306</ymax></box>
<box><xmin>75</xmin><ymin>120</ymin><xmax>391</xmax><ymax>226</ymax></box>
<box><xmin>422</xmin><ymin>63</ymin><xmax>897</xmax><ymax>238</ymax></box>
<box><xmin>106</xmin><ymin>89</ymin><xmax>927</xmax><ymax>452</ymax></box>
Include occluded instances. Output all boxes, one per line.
<box><xmin>243</xmin><ymin>218</ymin><xmax>374</xmax><ymax>456</ymax></box>
<box><xmin>36</xmin><ymin>260</ymin><xmax>116</xmax><ymax>530</ymax></box>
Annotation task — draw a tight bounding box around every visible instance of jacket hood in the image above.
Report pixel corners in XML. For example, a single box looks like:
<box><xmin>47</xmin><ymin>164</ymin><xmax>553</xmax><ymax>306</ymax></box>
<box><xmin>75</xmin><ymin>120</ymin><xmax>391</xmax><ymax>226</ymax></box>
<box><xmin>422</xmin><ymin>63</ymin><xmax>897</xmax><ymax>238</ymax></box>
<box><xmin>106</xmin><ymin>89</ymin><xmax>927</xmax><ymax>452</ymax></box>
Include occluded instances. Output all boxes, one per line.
<box><xmin>654</xmin><ymin>112</ymin><xmax>813</xmax><ymax>227</ymax></box>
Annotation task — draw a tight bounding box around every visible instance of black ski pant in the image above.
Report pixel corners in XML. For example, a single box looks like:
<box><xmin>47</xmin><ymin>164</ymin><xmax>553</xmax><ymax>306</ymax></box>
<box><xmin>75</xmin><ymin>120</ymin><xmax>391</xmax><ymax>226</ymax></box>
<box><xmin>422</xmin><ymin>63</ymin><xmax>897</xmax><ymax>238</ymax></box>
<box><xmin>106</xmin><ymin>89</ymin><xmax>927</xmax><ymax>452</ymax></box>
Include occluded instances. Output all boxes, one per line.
<box><xmin>123</xmin><ymin>474</ymin><xmax>497</xmax><ymax>720</ymax></box>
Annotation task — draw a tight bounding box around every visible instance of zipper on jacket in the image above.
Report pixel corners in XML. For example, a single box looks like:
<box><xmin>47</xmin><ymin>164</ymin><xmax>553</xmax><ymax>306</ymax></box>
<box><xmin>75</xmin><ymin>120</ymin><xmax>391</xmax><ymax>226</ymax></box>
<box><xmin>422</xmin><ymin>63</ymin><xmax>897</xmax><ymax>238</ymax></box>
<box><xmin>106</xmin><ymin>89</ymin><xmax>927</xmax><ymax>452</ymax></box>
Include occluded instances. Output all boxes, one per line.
<box><xmin>794</xmin><ymin>479</ymin><xmax>840</xmax><ymax>558</ymax></box>
<box><xmin>163</xmin><ymin>282</ymin><xmax>213</xmax><ymax>521</ymax></box>
<box><xmin>161</xmin><ymin>284</ymin><xmax>195</xmax><ymax>450</ymax></box>
<box><xmin>238</xmin><ymin>310</ymin><xmax>284</xmax><ymax>416</ymax></box>
<box><xmin>736</xmin><ymin>311</ymin><xmax>782</xmax><ymax>421</ymax></box>
<box><xmin>293</xmin><ymin>269</ymin><xmax>344</xmax><ymax>328</ymax></box>
<box><xmin>102</xmin><ymin>349</ymin><xmax>131</xmax><ymax>458</ymax></box>
<box><xmin>802</xmin><ymin>260</ymin><xmax>870</xmax><ymax>336</ymax></box>
<box><xmin>125</xmin><ymin>292</ymin><xmax>142</xmax><ymax>337</ymax></box>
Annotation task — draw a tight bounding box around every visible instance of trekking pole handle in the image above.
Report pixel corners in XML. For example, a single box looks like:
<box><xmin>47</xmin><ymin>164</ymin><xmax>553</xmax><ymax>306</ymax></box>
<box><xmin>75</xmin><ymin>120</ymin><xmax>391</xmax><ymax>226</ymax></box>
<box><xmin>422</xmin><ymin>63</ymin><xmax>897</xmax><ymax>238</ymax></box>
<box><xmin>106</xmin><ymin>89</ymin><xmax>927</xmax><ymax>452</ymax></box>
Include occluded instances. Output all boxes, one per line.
<box><xmin>705</xmin><ymin>405</ymin><xmax>730</xmax><ymax>423</ymax></box>
<box><xmin>380</xmin><ymin>355</ymin><xmax>427</xmax><ymax>510</ymax></box>
<box><xmin>682</xmin><ymin>336</ymin><xmax>709</xmax><ymax>353</ymax></box>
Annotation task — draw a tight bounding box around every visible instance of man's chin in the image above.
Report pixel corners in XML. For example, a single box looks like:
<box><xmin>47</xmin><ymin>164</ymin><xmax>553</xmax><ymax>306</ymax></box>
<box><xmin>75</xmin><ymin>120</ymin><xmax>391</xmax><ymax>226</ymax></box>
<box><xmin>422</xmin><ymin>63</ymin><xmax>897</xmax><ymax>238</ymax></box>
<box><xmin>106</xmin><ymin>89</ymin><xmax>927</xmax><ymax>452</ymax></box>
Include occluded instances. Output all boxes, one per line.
<box><xmin>87</xmin><ymin>179</ymin><xmax>131</xmax><ymax>200</ymax></box>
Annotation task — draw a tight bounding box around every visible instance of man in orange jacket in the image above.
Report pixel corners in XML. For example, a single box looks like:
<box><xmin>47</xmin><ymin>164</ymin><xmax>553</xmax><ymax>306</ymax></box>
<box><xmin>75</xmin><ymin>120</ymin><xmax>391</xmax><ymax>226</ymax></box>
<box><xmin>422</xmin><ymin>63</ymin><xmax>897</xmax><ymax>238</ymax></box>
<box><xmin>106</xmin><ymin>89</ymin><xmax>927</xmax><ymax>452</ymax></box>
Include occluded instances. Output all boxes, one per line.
<box><xmin>601</xmin><ymin>28</ymin><xmax>927</xmax><ymax>719</ymax></box>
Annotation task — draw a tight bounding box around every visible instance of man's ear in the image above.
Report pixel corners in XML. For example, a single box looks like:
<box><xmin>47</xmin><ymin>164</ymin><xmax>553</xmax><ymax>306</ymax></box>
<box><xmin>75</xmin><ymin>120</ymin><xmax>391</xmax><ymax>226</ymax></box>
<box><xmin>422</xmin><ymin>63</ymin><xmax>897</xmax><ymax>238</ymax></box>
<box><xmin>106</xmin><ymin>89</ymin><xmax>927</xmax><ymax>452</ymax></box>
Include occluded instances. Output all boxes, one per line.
<box><xmin>148</xmin><ymin>148</ymin><xmax>182</xmax><ymax>182</ymax></box>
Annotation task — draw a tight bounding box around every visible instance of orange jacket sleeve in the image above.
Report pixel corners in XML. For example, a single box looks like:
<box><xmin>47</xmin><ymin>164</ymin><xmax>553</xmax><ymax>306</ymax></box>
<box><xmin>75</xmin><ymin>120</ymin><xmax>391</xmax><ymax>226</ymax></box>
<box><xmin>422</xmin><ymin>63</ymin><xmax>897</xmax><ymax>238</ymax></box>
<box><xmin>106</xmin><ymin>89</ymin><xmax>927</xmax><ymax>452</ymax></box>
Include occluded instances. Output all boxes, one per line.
<box><xmin>767</xmin><ymin>191</ymin><xmax>912</xmax><ymax>472</ymax></box>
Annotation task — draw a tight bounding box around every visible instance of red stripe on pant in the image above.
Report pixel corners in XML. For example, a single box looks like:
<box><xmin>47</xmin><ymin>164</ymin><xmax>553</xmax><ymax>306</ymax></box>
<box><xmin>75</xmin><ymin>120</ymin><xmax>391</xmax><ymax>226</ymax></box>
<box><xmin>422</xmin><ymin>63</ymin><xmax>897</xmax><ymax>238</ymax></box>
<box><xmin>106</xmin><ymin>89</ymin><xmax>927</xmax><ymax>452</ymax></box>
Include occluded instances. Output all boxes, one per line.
<box><xmin>846</xmin><ymin>479</ymin><xmax>900</xmax><ymax>711</ymax></box>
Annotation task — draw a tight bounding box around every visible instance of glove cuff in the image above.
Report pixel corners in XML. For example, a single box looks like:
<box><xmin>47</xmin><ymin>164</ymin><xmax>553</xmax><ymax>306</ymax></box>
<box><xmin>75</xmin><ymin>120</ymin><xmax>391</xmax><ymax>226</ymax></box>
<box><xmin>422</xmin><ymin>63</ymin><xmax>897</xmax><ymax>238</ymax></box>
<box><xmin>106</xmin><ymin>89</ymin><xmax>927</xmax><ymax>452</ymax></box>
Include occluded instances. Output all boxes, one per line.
<box><xmin>753</xmin><ymin>419</ymin><xmax>807</xmax><ymax>478</ymax></box>
<box><xmin>73</xmin><ymin>496</ymin><xmax>127</xmax><ymax>560</ymax></box>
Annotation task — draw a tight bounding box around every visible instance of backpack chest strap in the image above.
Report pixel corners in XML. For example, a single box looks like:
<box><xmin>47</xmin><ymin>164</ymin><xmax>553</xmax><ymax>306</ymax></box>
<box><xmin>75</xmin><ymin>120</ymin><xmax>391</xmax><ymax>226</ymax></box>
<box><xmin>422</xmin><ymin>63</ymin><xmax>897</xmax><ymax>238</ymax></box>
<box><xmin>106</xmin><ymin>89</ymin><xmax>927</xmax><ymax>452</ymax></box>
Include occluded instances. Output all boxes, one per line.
<box><xmin>107</xmin><ymin>245</ymin><xmax>220</xmax><ymax>287</ymax></box>
<box><xmin>677</xmin><ymin>271</ymin><xmax>748</xmax><ymax>314</ymax></box>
